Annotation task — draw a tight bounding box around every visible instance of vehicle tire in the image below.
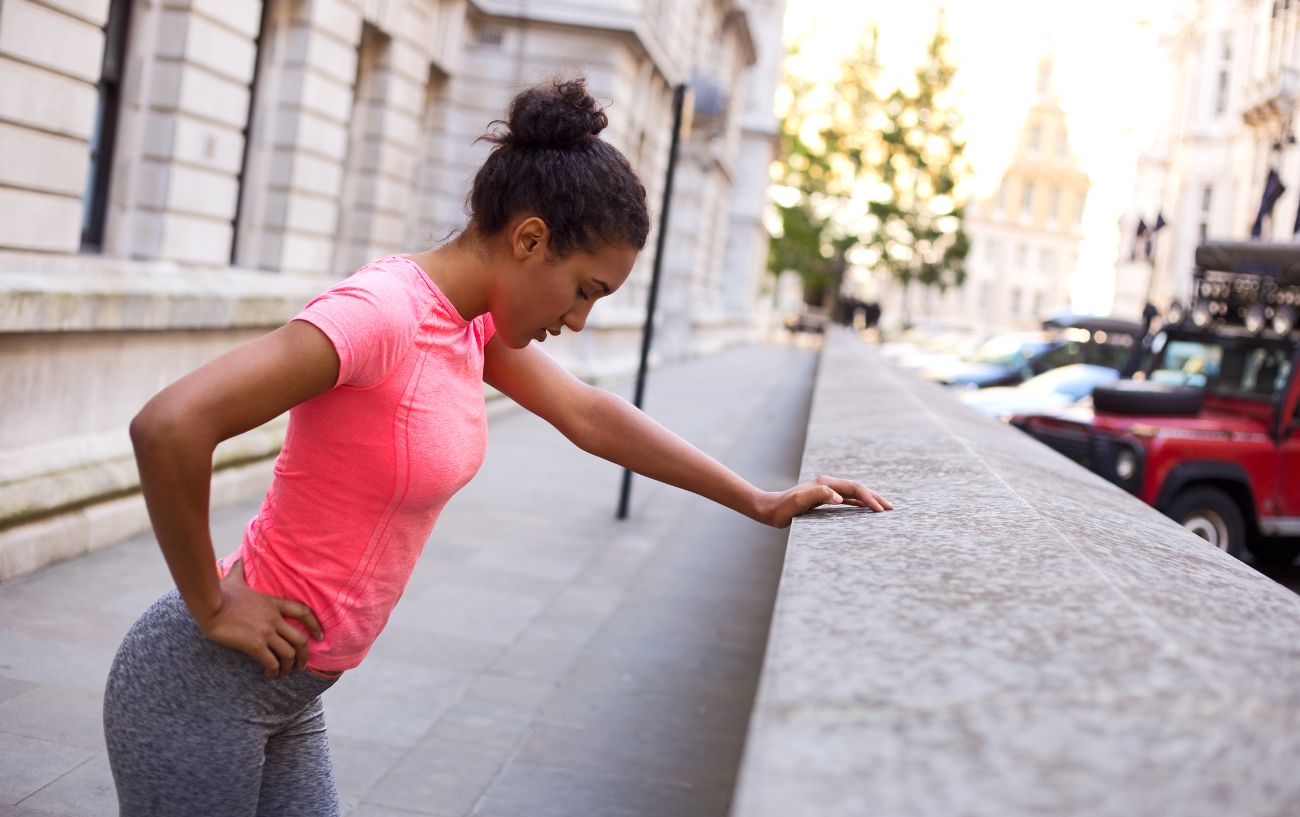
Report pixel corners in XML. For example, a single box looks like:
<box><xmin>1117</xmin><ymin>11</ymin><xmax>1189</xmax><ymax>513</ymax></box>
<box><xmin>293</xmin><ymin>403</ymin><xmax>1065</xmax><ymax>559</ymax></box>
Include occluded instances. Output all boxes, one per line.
<box><xmin>1092</xmin><ymin>381</ymin><xmax>1203</xmax><ymax>415</ymax></box>
<box><xmin>1166</xmin><ymin>486</ymin><xmax>1246</xmax><ymax>558</ymax></box>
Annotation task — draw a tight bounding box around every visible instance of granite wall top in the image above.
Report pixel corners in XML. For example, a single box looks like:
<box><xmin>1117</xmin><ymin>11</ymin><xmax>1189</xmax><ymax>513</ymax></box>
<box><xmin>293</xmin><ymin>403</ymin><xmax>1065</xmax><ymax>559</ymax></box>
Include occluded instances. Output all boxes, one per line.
<box><xmin>730</xmin><ymin>328</ymin><xmax>1300</xmax><ymax>817</ymax></box>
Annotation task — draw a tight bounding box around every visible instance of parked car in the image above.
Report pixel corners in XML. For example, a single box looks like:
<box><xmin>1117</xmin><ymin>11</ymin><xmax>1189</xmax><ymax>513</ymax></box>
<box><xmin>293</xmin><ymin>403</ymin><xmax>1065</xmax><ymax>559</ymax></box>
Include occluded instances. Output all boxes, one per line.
<box><xmin>960</xmin><ymin>363</ymin><xmax>1120</xmax><ymax>421</ymax></box>
<box><xmin>784</xmin><ymin>307</ymin><xmax>829</xmax><ymax>334</ymax></box>
<box><xmin>880</xmin><ymin>325</ymin><xmax>987</xmax><ymax>374</ymax></box>
<box><xmin>923</xmin><ymin>316</ymin><xmax>1144</xmax><ymax>390</ymax></box>
<box><xmin>1010</xmin><ymin>241</ymin><xmax>1300</xmax><ymax>562</ymax></box>
<box><xmin>921</xmin><ymin>331</ymin><xmax>1057</xmax><ymax>388</ymax></box>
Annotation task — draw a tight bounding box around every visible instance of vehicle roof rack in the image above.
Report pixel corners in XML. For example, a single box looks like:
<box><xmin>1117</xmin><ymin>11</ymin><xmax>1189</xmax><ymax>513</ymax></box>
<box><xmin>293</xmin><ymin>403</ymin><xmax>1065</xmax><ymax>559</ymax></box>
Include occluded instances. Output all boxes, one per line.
<box><xmin>1194</xmin><ymin>241</ymin><xmax>1300</xmax><ymax>279</ymax></box>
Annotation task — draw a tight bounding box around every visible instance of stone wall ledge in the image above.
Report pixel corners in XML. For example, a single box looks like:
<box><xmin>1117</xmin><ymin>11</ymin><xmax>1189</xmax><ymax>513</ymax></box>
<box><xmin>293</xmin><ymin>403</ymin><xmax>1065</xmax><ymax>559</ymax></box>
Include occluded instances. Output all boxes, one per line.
<box><xmin>0</xmin><ymin>252</ymin><xmax>336</xmax><ymax>333</ymax></box>
<box><xmin>730</xmin><ymin>327</ymin><xmax>1300</xmax><ymax>817</ymax></box>
<box><xmin>0</xmin><ymin>419</ymin><xmax>289</xmax><ymax>530</ymax></box>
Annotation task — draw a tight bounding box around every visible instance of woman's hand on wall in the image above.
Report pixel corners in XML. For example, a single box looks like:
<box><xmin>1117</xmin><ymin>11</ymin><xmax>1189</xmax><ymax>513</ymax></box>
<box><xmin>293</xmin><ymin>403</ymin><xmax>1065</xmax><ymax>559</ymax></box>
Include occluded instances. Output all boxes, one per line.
<box><xmin>759</xmin><ymin>476</ymin><xmax>892</xmax><ymax>529</ymax></box>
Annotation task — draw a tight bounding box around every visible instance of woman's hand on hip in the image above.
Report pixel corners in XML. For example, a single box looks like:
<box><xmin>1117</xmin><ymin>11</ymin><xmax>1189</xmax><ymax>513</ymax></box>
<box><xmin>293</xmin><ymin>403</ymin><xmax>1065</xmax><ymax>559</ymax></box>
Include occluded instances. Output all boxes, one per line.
<box><xmin>193</xmin><ymin>559</ymin><xmax>324</xmax><ymax>679</ymax></box>
<box><xmin>759</xmin><ymin>475</ymin><xmax>893</xmax><ymax>529</ymax></box>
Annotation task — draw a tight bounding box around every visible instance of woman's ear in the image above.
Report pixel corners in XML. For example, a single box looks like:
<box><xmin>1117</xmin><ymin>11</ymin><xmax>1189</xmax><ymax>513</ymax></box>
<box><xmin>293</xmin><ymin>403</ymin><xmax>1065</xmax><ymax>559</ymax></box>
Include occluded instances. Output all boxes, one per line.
<box><xmin>512</xmin><ymin>217</ymin><xmax>549</xmax><ymax>261</ymax></box>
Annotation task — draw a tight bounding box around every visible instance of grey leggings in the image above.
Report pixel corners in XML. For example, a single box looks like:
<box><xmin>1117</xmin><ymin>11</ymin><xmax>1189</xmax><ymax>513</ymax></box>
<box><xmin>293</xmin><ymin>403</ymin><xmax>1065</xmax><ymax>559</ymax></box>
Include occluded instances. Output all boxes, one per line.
<box><xmin>103</xmin><ymin>589</ymin><xmax>343</xmax><ymax>817</ymax></box>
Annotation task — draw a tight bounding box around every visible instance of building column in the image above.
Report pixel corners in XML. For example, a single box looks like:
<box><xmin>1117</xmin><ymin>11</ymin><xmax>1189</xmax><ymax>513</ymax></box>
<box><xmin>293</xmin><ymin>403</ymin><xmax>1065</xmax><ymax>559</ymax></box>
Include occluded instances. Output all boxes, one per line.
<box><xmin>106</xmin><ymin>0</ymin><xmax>262</xmax><ymax>264</ymax></box>
<box><xmin>234</xmin><ymin>0</ymin><xmax>361</xmax><ymax>275</ymax></box>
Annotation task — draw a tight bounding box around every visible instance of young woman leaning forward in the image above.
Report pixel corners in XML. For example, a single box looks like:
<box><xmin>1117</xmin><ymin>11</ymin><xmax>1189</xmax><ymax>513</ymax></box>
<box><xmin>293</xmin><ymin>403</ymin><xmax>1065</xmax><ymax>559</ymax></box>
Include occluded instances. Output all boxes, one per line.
<box><xmin>103</xmin><ymin>77</ymin><xmax>892</xmax><ymax>817</ymax></box>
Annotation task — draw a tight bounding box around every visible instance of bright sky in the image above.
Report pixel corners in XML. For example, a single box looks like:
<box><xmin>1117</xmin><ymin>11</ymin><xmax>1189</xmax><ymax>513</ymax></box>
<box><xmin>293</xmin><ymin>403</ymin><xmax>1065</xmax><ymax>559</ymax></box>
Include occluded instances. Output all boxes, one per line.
<box><xmin>782</xmin><ymin>0</ymin><xmax>1184</xmax><ymax>314</ymax></box>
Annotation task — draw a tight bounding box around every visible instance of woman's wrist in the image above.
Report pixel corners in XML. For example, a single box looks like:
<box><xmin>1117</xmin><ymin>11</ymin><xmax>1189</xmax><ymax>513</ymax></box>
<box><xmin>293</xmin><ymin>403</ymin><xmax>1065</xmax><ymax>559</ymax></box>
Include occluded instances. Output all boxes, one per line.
<box><xmin>748</xmin><ymin>489</ymin><xmax>779</xmax><ymax>527</ymax></box>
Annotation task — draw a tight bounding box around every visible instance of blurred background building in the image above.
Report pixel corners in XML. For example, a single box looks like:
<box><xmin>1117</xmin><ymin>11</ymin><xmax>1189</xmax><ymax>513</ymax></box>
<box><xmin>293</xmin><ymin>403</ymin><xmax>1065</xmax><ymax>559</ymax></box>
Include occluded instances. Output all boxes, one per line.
<box><xmin>0</xmin><ymin>0</ymin><xmax>786</xmax><ymax>580</ymax></box>
<box><xmin>924</xmin><ymin>53</ymin><xmax>1090</xmax><ymax>332</ymax></box>
<box><xmin>1115</xmin><ymin>0</ymin><xmax>1300</xmax><ymax>318</ymax></box>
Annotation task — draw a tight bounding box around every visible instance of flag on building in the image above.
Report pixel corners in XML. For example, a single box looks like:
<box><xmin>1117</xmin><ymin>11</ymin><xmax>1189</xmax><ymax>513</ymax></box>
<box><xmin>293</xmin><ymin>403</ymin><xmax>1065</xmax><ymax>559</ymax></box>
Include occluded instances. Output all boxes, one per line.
<box><xmin>1145</xmin><ymin>211</ymin><xmax>1167</xmax><ymax>263</ymax></box>
<box><xmin>1131</xmin><ymin>217</ymin><xmax>1148</xmax><ymax>261</ymax></box>
<box><xmin>1252</xmin><ymin>168</ymin><xmax>1286</xmax><ymax>239</ymax></box>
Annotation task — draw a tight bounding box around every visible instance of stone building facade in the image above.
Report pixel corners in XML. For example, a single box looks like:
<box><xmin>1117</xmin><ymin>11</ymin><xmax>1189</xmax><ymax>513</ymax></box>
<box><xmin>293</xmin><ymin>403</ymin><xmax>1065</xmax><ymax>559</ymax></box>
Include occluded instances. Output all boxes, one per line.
<box><xmin>1114</xmin><ymin>0</ymin><xmax>1300</xmax><ymax>318</ymax></box>
<box><xmin>0</xmin><ymin>0</ymin><xmax>786</xmax><ymax>580</ymax></box>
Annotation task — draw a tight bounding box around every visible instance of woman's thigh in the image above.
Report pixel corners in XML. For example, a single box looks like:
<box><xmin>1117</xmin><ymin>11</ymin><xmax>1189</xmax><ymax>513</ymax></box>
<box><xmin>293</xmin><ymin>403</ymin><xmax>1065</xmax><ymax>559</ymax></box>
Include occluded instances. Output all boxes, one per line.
<box><xmin>104</xmin><ymin>589</ymin><xmax>339</xmax><ymax>817</ymax></box>
<box><xmin>257</xmin><ymin>698</ymin><xmax>341</xmax><ymax>817</ymax></box>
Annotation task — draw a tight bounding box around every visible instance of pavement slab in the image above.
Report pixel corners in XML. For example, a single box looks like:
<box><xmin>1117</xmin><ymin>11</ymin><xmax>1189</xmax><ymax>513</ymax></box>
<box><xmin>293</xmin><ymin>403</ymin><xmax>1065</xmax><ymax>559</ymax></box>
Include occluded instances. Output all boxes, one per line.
<box><xmin>0</xmin><ymin>340</ymin><xmax>818</xmax><ymax>816</ymax></box>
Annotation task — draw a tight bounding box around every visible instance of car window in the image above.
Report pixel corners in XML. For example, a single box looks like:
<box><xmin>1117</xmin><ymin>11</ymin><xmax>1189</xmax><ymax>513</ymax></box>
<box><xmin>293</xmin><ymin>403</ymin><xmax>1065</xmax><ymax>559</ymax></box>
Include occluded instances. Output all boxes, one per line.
<box><xmin>1084</xmin><ymin>344</ymin><xmax>1132</xmax><ymax>368</ymax></box>
<box><xmin>1035</xmin><ymin>343</ymin><xmax>1077</xmax><ymax>369</ymax></box>
<box><xmin>974</xmin><ymin>336</ymin><xmax>1025</xmax><ymax>366</ymax></box>
<box><xmin>1152</xmin><ymin>340</ymin><xmax>1219</xmax><ymax>388</ymax></box>
<box><xmin>1153</xmin><ymin>336</ymin><xmax>1291</xmax><ymax>397</ymax></box>
<box><xmin>1242</xmin><ymin>347</ymin><xmax>1290</xmax><ymax>395</ymax></box>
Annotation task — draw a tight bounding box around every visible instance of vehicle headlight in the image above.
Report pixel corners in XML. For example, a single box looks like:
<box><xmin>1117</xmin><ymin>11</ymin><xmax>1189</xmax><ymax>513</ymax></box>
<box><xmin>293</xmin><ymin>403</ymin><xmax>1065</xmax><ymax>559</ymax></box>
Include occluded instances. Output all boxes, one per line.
<box><xmin>1115</xmin><ymin>448</ymin><xmax>1138</xmax><ymax>481</ymax></box>
<box><xmin>1245</xmin><ymin>304</ymin><xmax>1267</xmax><ymax>334</ymax></box>
<box><xmin>1274</xmin><ymin>305</ymin><xmax>1296</xmax><ymax>336</ymax></box>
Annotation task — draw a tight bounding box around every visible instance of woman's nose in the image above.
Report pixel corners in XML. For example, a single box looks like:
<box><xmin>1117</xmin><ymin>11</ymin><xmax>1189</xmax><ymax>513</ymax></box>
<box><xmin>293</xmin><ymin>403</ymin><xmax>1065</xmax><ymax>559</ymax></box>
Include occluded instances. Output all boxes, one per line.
<box><xmin>563</xmin><ymin>302</ymin><xmax>592</xmax><ymax>333</ymax></box>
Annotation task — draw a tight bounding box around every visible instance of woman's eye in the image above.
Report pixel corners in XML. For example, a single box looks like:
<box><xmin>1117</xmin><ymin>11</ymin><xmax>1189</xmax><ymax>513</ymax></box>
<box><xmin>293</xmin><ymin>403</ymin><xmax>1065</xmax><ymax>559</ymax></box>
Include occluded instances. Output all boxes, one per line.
<box><xmin>577</xmin><ymin>289</ymin><xmax>589</xmax><ymax>300</ymax></box>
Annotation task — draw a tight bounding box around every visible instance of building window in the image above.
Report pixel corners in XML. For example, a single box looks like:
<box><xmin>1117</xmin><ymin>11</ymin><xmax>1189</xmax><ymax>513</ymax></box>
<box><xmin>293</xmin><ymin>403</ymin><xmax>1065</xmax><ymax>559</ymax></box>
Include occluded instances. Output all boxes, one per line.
<box><xmin>1021</xmin><ymin>182</ymin><xmax>1035</xmax><ymax>216</ymax></box>
<box><xmin>1032</xmin><ymin>290</ymin><xmax>1044</xmax><ymax>317</ymax></box>
<box><xmin>334</xmin><ymin>23</ymin><xmax>391</xmax><ymax>275</ymax></box>
<box><xmin>81</xmin><ymin>0</ymin><xmax>133</xmax><ymax>251</ymax></box>
<box><xmin>1215</xmin><ymin>69</ymin><xmax>1230</xmax><ymax>115</ymax></box>
<box><xmin>1049</xmin><ymin>187</ymin><xmax>1061</xmax><ymax>221</ymax></box>
<box><xmin>1198</xmin><ymin>184</ymin><xmax>1212</xmax><ymax>243</ymax></box>
<box><xmin>1015</xmin><ymin>243</ymin><xmax>1028</xmax><ymax>269</ymax></box>
<box><xmin>1028</xmin><ymin>126</ymin><xmax>1041</xmax><ymax>155</ymax></box>
<box><xmin>1011</xmin><ymin>287</ymin><xmax>1022</xmax><ymax>316</ymax></box>
<box><xmin>231</xmin><ymin>0</ymin><xmax>276</xmax><ymax>265</ymax></box>
<box><xmin>1039</xmin><ymin>248</ymin><xmax>1056</xmax><ymax>274</ymax></box>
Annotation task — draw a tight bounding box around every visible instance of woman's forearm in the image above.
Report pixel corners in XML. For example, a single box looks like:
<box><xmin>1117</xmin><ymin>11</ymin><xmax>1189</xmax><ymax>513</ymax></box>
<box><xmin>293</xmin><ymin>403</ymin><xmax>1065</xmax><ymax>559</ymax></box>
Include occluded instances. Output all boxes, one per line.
<box><xmin>129</xmin><ymin>405</ymin><xmax>223</xmax><ymax>624</ymax></box>
<box><xmin>570</xmin><ymin>388</ymin><xmax>775</xmax><ymax>523</ymax></box>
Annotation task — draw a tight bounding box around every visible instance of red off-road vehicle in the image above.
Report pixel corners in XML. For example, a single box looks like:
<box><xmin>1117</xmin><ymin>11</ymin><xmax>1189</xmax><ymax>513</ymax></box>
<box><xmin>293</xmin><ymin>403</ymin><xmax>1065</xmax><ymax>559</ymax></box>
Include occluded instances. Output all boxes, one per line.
<box><xmin>1011</xmin><ymin>241</ymin><xmax>1300</xmax><ymax>562</ymax></box>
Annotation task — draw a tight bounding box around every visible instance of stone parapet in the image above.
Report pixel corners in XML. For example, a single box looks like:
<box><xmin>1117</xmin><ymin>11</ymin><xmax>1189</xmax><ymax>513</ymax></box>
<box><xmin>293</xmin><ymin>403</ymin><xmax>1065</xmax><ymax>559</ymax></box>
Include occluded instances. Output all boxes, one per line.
<box><xmin>730</xmin><ymin>327</ymin><xmax>1300</xmax><ymax>817</ymax></box>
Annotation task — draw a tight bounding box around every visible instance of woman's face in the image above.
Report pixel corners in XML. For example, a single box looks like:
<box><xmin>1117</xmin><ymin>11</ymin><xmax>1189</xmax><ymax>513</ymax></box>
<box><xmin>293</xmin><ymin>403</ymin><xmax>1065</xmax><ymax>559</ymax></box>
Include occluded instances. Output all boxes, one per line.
<box><xmin>495</xmin><ymin>234</ymin><xmax>639</xmax><ymax>349</ymax></box>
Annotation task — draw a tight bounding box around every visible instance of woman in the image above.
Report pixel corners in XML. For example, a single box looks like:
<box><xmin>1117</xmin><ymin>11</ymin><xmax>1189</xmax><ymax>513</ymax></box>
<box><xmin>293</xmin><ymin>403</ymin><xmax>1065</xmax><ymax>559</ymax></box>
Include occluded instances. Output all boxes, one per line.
<box><xmin>104</xmin><ymin>77</ymin><xmax>892</xmax><ymax>816</ymax></box>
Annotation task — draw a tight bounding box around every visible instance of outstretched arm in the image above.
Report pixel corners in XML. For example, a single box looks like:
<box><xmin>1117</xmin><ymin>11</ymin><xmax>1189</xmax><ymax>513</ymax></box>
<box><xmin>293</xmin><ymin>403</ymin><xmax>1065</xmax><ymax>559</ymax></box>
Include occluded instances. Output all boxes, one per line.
<box><xmin>483</xmin><ymin>339</ymin><xmax>892</xmax><ymax>528</ymax></box>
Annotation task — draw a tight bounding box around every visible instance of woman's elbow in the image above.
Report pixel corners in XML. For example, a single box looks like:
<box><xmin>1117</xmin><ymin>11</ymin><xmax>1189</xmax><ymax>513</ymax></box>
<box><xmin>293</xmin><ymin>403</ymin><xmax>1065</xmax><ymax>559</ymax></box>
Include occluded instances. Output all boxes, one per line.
<box><xmin>129</xmin><ymin>397</ymin><xmax>189</xmax><ymax>456</ymax></box>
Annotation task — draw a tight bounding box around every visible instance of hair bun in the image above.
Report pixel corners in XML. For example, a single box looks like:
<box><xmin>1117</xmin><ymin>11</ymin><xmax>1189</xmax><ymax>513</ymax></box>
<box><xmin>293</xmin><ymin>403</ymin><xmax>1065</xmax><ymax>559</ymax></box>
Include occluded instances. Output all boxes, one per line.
<box><xmin>498</xmin><ymin>78</ymin><xmax>608</xmax><ymax>150</ymax></box>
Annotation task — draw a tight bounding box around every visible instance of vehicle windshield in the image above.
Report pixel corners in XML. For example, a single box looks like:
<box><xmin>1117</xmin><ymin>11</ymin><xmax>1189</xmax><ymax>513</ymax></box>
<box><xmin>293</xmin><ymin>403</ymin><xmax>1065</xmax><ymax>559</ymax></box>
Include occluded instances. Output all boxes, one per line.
<box><xmin>1022</xmin><ymin>365</ymin><xmax>1116</xmax><ymax>399</ymax></box>
<box><xmin>974</xmin><ymin>336</ymin><xmax>1047</xmax><ymax>367</ymax></box>
<box><xmin>1148</xmin><ymin>331</ymin><xmax>1293</xmax><ymax>398</ymax></box>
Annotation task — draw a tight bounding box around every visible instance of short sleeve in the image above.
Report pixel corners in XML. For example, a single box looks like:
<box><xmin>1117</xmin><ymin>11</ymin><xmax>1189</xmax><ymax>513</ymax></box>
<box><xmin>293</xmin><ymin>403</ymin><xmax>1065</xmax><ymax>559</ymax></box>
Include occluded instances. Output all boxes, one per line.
<box><xmin>292</xmin><ymin>264</ymin><xmax>421</xmax><ymax>389</ymax></box>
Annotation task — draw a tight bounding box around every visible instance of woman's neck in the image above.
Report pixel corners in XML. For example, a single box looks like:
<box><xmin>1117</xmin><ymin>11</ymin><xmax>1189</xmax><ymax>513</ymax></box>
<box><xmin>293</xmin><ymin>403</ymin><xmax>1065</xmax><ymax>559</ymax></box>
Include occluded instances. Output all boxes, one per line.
<box><xmin>409</xmin><ymin>240</ymin><xmax>495</xmax><ymax>322</ymax></box>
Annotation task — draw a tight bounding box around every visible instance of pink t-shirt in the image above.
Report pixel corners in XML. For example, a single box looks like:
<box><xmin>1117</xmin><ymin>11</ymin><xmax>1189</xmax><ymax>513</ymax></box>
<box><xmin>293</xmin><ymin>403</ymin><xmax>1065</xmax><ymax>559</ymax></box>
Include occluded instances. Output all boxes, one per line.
<box><xmin>221</xmin><ymin>254</ymin><xmax>495</xmax><ymax>671</ymax></box>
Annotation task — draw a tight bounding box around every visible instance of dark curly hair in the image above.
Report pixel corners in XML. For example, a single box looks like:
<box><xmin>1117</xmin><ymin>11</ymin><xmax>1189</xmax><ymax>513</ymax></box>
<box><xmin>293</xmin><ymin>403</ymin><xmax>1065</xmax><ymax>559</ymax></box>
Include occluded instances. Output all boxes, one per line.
<box><xmin>466</xmin><ymin>77</ymin><xmax>650</xmax><ymax>257</ymax></box>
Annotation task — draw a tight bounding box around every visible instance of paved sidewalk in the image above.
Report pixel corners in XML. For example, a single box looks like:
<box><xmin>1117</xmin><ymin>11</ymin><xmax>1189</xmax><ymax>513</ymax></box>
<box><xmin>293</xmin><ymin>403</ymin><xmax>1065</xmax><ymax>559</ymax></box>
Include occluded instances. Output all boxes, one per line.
<box><xmin>0</xmin><ymin>340</ymin><xmax>818</xmax><ymax>817</ymax></box>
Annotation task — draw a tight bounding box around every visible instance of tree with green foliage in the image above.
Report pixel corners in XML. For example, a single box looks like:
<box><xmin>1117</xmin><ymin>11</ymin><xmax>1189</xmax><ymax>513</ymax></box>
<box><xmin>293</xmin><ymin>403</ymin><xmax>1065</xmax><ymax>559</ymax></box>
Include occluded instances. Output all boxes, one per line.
<box><xmin>768</xmin><ymin>30</ymin><xmax>883</xmax><ymax>308</ymax></box>
<box><xmin>768</xmin><ymin>13</ymin><xmax>971</xmax><ymax>321</ymax></box>
<box><xmin>863</xmin><ymin>14</ymin><xmax>970</xmax><ymax>320</ymax></box>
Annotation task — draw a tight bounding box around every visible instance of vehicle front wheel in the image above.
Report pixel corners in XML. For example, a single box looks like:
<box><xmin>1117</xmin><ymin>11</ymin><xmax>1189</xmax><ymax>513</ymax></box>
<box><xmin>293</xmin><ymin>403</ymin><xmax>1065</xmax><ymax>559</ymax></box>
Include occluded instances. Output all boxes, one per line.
<box><xmin>1166</xmin><ymin>486</ymin><xmax>1246</xmax><ymax>558</ymax></box>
